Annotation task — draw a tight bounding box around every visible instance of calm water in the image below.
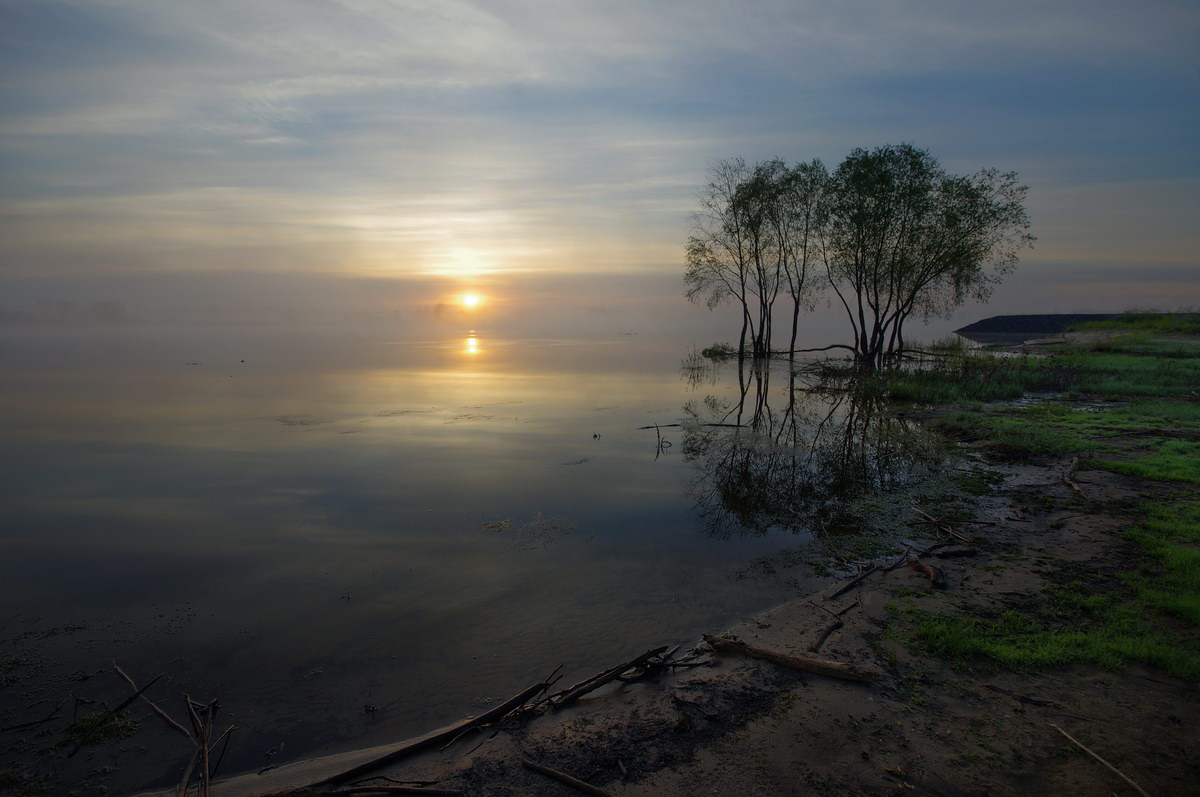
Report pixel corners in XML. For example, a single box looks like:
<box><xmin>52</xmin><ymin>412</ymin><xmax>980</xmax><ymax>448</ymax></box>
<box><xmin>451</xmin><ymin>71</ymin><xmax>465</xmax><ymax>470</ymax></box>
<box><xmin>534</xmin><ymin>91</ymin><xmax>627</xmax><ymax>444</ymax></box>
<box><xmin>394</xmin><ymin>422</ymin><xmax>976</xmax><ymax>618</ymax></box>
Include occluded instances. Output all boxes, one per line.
<box><xmin>1</xmin><ymin>327</ymin><xmax>857</xmax><ymax>789</ymax></box>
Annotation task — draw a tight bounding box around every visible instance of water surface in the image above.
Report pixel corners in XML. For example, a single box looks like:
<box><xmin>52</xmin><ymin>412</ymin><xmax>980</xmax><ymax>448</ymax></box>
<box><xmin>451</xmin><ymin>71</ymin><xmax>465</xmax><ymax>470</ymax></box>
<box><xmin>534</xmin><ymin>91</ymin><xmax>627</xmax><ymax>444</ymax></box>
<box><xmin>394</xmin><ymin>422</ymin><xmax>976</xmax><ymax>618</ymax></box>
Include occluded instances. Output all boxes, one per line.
<box><xmin>1</xmin><ymin>327</ymin><xmax>837</xmax><ymax>788</ymax></box>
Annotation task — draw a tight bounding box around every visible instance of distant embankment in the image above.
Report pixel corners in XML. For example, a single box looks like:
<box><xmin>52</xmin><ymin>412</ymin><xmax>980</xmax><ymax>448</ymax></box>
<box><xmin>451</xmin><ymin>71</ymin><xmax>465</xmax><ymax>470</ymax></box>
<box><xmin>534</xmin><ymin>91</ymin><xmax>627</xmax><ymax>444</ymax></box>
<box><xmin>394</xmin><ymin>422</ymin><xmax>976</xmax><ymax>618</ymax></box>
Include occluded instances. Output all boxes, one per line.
<box><xmin>955</xmin><ymin>314</ymin><xmax>1119</xmax><ymax>344</ymax></box>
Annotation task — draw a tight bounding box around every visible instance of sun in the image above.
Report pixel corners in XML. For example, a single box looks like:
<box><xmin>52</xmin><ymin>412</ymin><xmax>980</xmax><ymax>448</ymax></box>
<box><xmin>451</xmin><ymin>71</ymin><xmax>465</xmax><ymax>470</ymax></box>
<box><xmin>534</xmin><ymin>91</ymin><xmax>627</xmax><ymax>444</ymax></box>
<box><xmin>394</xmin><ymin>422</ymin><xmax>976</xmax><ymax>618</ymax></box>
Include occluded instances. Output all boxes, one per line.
<box><xmin>460</xmin><ymin>293</ymin><xmax>483</xmax><ymax>308</ymax></box>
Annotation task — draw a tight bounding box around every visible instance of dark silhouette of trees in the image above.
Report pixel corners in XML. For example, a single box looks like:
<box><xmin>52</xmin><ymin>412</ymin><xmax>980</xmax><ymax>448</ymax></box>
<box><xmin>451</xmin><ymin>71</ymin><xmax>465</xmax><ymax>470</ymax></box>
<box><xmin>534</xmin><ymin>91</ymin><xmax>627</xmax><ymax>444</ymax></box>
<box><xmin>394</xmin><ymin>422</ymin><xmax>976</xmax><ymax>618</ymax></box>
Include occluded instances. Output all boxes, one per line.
<box><xmin>823</xmin><ymin>144</ymin><xmax>1033</xmax><ymax>369</ymax></box>
<box><xmin>684</xmin><ymin>144</ymin><xmax>1033</xmax><ymax>368</ymax></box>
<box><xmin>685</xmin><ymin>158</ymin><xmax>826</xmax><ymax>359</ymax></box>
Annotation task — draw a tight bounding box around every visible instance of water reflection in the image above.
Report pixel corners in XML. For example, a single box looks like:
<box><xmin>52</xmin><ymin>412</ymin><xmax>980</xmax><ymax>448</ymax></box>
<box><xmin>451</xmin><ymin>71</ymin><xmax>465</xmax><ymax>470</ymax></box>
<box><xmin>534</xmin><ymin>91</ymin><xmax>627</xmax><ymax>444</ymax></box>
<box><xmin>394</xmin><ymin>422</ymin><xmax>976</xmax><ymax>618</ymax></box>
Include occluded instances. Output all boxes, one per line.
<box><xmin>0</xmin><ymin>329</ymin><xmax>811</xmax><ymax>792</ymax></box>
<box><xmin>680</xmin><ymin>358</ymin><xmax>940</xmax><ymax>538</ymax></box>
<box><xmin>464</xmin><ymin>330</ymin><xmax>481</xmax><ymax>355</ymax></box>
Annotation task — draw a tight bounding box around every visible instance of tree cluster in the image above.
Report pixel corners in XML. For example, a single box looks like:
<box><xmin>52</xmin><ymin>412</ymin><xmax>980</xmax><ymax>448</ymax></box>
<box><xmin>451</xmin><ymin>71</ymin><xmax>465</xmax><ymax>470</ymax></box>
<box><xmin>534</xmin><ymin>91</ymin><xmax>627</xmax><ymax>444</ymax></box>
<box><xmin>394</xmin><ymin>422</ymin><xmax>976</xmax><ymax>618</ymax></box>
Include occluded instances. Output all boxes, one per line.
<box><xmin>684</xmin><ymin>143</ymin><xmax>1034</xmax><ymax>368</ymax></box>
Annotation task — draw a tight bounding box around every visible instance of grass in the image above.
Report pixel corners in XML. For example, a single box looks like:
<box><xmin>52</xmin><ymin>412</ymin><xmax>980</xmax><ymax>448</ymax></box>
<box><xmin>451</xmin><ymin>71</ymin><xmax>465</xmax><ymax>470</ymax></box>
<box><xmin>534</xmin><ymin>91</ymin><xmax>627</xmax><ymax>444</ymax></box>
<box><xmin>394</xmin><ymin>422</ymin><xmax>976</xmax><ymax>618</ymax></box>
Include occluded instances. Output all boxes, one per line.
<box><xmin>1092</xmin><ymin>440</ymin><xmax>1200</xmax><ymax>485</ymax></box>
<box><xmin>888</xmin><ymin>313</ymin><xmax>1200</xmax><ymax>681</ymax></box>
<box><xmin>933</xmin><ymin>408</ymin><xmax>1100</xmax><ymax>458</ymax></box>
<box><xmin>907</xmin><ymin>576</ymin><xmax>1200</xmax><ymax>681</ymax></box>
<box><xmin>1070</xmin><ymin>310</ymin><xmax>1200</xmax><ymax>336</ymax></box>
<box><xmin>1124</xmin><ymin>501</ymin><xmax>1200</xmax><ymax>627</ymax></box>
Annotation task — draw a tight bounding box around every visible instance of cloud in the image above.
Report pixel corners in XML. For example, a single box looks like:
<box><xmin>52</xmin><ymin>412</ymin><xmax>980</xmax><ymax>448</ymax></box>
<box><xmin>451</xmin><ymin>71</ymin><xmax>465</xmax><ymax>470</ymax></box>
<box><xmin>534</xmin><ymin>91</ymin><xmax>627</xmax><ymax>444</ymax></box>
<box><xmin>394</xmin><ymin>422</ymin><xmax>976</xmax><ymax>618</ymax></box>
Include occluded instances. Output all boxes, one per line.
<box><xmin>0</xmin><ymin>0</ymin><xmax>1196</xmax><ymax>315</ymax></box>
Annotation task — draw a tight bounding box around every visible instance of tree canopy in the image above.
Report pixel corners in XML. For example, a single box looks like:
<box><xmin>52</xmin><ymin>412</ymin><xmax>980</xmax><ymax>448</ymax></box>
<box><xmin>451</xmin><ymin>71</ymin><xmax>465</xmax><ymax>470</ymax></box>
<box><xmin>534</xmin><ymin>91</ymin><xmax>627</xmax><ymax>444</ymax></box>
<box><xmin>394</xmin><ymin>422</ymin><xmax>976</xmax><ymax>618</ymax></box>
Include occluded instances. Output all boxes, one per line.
<box><xmin>685</xmin><ymin>143</ymin><xmax>1033</xmax><ymax>367</ymax></box>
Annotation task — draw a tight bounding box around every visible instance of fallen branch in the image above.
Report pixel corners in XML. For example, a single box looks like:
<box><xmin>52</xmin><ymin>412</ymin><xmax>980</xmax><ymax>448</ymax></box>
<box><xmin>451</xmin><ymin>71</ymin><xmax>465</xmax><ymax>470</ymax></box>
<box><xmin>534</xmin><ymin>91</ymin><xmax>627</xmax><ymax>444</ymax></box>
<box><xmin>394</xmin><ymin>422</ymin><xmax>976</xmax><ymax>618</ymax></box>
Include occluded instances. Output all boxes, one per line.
<box><xmin>1049</xmin><ymin>723</ymin><xmax>1149</xmax><ymax>797</ymax></box>
<box><xmin>908</xmin><ymin>559</ymin><xmax>947</xmax><ymax>589</ymax></box>
<box><xmin>316</xmin><ymin>788</ymin><xmax>461</xmax><ymax>796</ymax></box>
<box><xmin>809</xmin><ymin>619</ymin><xmax>843</xmax><ymax>653</ymax></box>
<box><xmin>827</xmin><ymin>565</ymin><xmax>878</xmax><ymax>599</ymax></box>
<box><xmin>703</xmin><ymin>635</ymin><xmax>875</xmax><ymax>682</ymax></box>
<box><xmin>912</xmin><ymin>507</ymin><xmax>972</xmax><ymax>543</ymax></box>
<box><xmin>313</xmin><ymin>676</ymin><xmax>557</xmax><ymax>787</ymax></box>
<box><xmin>522</xmin><ymin>760</ymin><xmax>613</xmax><ymax>797</ymax></box>
<box><xmin>1</xmin><ymin>703</ymin><xmax>62</xmax><ymax>733</ymax></box>
<box><xmin>930</xmin><ymin>547</ymin><xmax>977</xmax><ymax>559</ymax></box>
<box><xmin>549</xmin><ymin>647</ymin><xmax>670</xmax><ymax>708</ymax></box>
<box><xmin>1062</xmin><ymin>457</ymin><xmax>1088</xmax><ymax>500</ymax></box>
<box><xmin>113</xmin><ymin>664</ymin><xmax>191</xmax><ymax>739</ymax></box>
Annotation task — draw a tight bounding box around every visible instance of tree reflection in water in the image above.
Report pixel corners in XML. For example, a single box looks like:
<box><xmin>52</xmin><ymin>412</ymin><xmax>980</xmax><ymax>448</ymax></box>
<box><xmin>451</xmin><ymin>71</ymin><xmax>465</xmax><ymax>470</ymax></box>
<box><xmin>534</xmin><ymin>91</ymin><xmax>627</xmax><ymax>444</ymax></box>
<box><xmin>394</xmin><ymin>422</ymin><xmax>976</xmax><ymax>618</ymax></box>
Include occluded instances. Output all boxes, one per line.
<box><xmin>680</xmin><ymin>356</ymin><xmax>941</xmax><ymax>539</ymax></box>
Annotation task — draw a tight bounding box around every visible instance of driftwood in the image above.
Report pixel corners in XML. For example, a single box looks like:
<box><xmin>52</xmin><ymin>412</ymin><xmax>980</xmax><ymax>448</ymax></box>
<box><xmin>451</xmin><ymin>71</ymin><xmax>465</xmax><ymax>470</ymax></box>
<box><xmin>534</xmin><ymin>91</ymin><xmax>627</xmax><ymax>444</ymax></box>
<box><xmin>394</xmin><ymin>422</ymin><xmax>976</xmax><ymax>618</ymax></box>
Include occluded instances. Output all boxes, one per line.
<box><xmin>1049</xmin><ymin>723</ymin><xmax>1149</xmax><ymax>797</ymax></box>
<box><xmin>908</xmin><ymin>559</ymin><xmax>947</xmax><ymax>589</ymax></box>
<box><xmin>930</xmin><ymin>547</ymin><xmax>977</xmax><ymax>559</ymax></box>
<box><xmin>912</xmin><ymin>507</ymin><xmax>973</xmax><ymax>543</ymax></box>
<box><xmin>548</xmin><ymin>647</ymin><xmax>670</xmax><ymax>708</ymax></box>
<box><xmin>310</xmin><ymin>788</ymin><xmax>461</xmax><ymax>796</ymax></box>
<box><xmin>806</xmin><ymin>600</ymin><xmax>859</xmax><ymax>653</ymax></box>
<box><xmin>1062</xmin><ymin>457</ymin><xmax>1088</xmax><ymax>500</ymax></box>
<box><xmin>1</xmin><ymin>703</ymin><xmax>62</xmax><ymax>733</ymax></box>
<box><xmin>809</xmin><ymin>619</ymin><xmax>843</xmax><ymax>653</ymax></box>
<box><xmin>522</xmin><ymin>760</ymin><xmax>613</xmax><ymax>797</ymax></box>
<box><xmin>704</xmin><ymin>635</ymin><xmax>875</xmax><ymax>682</ymax></box>
<box><xmin>827</xmin><ymin>565</ymin><xmax>878</xmax><ymax>600</ymax></box>
<box><xmin>310</xmin><ymin>677</ymin><xmax>558</xmax><ymax>788</ymax></box>
<box><xmin>113</xmin><ymin>664</ymin><xmax>190</xmax><ymax>739</ymax></box>
<box><xmin>114</xmin><ymin>664</ymin><xmax>234</xmax><ymax>797</ymax></box>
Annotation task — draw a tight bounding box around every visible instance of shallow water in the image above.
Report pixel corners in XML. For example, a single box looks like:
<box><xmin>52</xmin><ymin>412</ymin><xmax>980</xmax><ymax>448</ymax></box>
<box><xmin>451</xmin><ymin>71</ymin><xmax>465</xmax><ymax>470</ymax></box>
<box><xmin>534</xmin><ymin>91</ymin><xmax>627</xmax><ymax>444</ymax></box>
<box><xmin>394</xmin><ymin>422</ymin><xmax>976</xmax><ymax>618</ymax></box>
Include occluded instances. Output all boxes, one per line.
<box><xmin>1</xmin><ymin>327</ymin><xmax>852</xmax><ymax>789</ymax></box>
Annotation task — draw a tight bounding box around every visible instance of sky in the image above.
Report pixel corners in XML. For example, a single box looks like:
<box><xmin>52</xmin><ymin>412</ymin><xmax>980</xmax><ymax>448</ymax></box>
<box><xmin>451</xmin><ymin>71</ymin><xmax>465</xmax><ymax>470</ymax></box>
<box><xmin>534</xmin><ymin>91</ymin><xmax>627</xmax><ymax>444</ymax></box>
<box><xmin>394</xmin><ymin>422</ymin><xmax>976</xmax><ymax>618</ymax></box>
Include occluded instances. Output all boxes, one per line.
<box><xmin>1</xmin><ymin>0</ymin><xmax>1197</xmax><ymax>334</ymax></box>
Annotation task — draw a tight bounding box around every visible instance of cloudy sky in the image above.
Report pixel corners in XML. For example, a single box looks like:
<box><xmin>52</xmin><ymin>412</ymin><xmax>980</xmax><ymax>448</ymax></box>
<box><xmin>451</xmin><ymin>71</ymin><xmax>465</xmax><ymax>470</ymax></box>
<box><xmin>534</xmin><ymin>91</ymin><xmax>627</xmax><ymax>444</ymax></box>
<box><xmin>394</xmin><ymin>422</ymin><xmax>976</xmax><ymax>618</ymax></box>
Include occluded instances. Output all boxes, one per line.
<box><xmin>1</xmin><ymin>0</ymin><xmax>1196</xmax><ymax>328</ymax></box>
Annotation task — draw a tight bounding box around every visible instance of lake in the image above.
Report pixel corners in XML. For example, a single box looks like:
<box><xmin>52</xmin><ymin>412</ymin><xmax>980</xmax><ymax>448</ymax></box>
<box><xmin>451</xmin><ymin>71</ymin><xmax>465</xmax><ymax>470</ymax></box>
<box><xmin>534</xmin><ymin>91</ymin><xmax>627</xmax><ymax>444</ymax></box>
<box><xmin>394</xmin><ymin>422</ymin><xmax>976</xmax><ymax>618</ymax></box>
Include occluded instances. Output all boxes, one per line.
<box><xmin>2</xmin><ymin>326</ymin><xmax>893</xmax><ymax>791</ymax></box>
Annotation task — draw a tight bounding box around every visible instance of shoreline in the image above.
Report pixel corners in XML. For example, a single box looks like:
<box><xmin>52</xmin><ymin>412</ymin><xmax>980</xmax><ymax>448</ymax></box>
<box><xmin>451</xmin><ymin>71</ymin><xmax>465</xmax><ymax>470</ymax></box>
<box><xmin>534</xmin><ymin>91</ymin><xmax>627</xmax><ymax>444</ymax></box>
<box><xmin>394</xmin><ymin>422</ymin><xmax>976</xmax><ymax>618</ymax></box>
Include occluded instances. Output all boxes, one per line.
<box><xmin>145</xmin><ymin>452</ymin><xmax>1195</xmax><ymax>796</ymax></box>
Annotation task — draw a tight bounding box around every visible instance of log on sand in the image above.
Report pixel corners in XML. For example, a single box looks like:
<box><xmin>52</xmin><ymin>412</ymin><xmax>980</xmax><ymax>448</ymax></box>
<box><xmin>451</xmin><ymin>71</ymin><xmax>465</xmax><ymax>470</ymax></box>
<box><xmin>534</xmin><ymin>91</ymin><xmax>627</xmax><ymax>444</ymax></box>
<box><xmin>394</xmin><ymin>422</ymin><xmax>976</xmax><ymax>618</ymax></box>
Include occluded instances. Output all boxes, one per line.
<box><xmin>703</xmin><ymin>635</ymin><xmax>876</xmax><ymax>682</ymax></box>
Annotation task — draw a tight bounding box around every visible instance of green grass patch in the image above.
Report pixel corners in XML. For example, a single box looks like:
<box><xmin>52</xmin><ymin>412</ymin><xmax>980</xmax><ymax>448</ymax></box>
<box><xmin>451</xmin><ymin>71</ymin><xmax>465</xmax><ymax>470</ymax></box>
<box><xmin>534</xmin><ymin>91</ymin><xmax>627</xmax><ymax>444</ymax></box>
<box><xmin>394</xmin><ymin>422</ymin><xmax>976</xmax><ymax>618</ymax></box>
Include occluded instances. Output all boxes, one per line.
<box><xmin>1124</xmin><ymin>501</ymin><xmax>1200</xmax><ymax>627</ymax></box>
<box><xmin>904</xmin><ymin>582</ymin><xmax>1200</xmax><ymax>680</ymax></box>
<box><xmin>1093</xmin><ymin>440</ymin><xmax>1200</xmax><ymax>485</ymax></box>
<box><xmin>933</xmin><ymin>408</ymin><xmax>1098</xmax><ymax>458</ymax></box>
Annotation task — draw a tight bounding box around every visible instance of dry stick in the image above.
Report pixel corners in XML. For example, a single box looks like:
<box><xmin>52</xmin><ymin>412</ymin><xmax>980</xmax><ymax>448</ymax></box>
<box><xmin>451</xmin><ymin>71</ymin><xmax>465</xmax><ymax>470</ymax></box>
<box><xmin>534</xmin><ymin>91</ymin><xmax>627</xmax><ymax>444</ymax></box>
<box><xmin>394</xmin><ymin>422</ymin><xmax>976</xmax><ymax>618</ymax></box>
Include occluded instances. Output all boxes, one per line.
<box><xmin>931</xmin><ymin>547</ymin><xmax>977</xmax><ymax>559</ymax></box>
<box><xmin>549</xmin><ymin>646</ymin><xmax>669</xmax><ymax>709</ymax></box>
<box><xmin>827</xmin><ymin>565</ymin><xmax>878</xmax><ymax>600</ymax></box>
<box><xmin>1</xmin><ymin>703</ymin><xmax>61</xmax><ymax>733</ymax></box>
<box><xmin>322</xmin><ymin>788</ymin><xmax>462</xmax><ymax>796</ymax></box>
<box><xmin>208</xmin><ymin>724</ymin><xmax>237</xmax><ymax>781</ymax></box>
<box><xmin>883</xmin><ymin>549</ymin><xmax>913</xmax><ymax>572</ymax></box>
<box><xmin>1049</xmin><ymin>723</ymin><xmax>1150</xmax><ymax>797</ymax></box>
<box><xmin>522</xmin><ymin>760</ymin><xmax>614</xmax><ymax>797</ymax></box>
<box><xmin>809</xmin><ymin>619</ymin><xmax>843</xmax><ymax>653</ymax></box>
<box><xmin>908</xmin><ymin>559</ymin><xmax>947</xmax><ymax>589</ymax></box>
<box><xmin>1062</xmin><ymin>457</ymin><xmax>1088</xmax><ymax>500</ymax></box>
<box><xmin>113</xmin><ymin>664</ymin><xmax>191</xmax><ymax>739</ymax></box>
<box><xmin>103</xmin><ymin>672</ymin><xmax>164</xmax><ymax>718</ymax></box>
<box><xmin>912</xmin><ymin>507</ymin><xmax>972</xmax><ymax>543</ymax></box>
<box><xmin>185</xmin><ymin>698</ymin><xmax>212</xmax><ymax>797</ymax></box>
<box><xmin>313</xmin><ymin>677</ymin><xmax>555</xmax><ymax>788</ymax></box>
<box><xmin>704</xmin><ymin>635</ymin><xmax>876</xmax><ymax>683</ymax></box>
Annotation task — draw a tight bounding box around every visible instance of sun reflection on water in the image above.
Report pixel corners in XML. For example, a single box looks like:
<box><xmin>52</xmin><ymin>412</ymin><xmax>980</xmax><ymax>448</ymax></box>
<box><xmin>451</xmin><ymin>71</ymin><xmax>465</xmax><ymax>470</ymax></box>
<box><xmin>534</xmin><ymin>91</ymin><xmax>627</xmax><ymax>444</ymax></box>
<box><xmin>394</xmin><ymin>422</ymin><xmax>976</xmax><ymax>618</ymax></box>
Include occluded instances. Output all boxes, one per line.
<box><xmin>464</xmin><ymin>331</ymin><xmax>481</xmax><ymax>355</ymax></box>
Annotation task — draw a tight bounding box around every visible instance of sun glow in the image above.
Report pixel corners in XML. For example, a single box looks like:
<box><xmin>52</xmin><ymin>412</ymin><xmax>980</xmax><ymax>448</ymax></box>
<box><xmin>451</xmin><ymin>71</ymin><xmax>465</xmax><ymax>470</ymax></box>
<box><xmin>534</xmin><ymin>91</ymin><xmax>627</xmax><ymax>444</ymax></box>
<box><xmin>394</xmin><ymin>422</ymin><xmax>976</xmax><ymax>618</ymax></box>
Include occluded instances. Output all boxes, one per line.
<box><xmin>461</xmin><ymin>293</ymin><xmax>483</xmax><ymax>308</ymax></box>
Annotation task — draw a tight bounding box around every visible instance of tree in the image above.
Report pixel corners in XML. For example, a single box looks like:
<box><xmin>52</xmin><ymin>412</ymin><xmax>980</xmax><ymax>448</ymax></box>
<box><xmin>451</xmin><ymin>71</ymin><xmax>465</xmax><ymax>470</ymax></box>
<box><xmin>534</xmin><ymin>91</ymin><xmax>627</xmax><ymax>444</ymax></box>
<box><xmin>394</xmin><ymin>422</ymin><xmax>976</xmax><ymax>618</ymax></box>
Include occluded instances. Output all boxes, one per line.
<box><xmin>685</xmin><ymin>158</ymin><xmax>827</xmax><ymax>358</ymax></box>
<box><xmin>822</xmin><ymin>144</ymin><xmax>1033</xmax><ymax>368</ymax></box>
<box><xmin>685</xmin><ymin>144</ymin><xmax>1033</xmax><ymax>367</ymax></box>
<box><xmin>685</xmin><ymin>158</ymin><xmax>758</xmax><ymax>358</ymax></box>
